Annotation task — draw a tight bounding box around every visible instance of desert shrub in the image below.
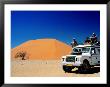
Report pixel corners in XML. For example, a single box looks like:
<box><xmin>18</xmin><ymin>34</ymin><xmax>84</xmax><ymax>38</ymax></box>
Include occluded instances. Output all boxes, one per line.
<box><xmin>15</xmin><ymin>51</ymin><xmax>29</xmax><ymax>60</ymax></box>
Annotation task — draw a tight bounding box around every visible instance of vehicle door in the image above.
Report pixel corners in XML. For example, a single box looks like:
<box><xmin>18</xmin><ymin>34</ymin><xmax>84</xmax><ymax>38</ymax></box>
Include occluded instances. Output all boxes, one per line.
<box><xmin>91</xmin><ymin>47</ymin><xmax>98</xmax><ymax>65</ymax></box>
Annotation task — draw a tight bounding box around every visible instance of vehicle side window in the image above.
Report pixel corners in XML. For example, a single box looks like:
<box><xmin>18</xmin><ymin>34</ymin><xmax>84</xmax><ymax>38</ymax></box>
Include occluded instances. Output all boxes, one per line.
<box><xmin>91</xmin><ymin>48</ymin><xmax>96</xmax><ymax>54</ymax></box>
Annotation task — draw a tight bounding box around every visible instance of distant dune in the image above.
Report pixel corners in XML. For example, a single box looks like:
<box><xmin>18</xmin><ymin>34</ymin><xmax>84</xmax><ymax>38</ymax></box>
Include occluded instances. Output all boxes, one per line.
<box><xmin>11</xmin><ymin>39</ymin><xmax>72</xmax><ymax>60</ymax></box>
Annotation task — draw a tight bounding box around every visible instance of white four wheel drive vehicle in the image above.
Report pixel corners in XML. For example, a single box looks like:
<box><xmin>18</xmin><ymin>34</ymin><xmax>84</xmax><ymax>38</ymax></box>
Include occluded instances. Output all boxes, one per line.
<box><xmin>62</xmin><ymin>44</ymin><xmax>100</xmax><ymax>72</ymax></box>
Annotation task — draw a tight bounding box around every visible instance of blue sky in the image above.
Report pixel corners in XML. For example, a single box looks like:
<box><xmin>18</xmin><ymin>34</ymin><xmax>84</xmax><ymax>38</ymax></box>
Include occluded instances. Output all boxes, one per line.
<box><xmin>11</xmin><ymin>11</ymin><xmax>100</xmax><ymax>48</ymax></box>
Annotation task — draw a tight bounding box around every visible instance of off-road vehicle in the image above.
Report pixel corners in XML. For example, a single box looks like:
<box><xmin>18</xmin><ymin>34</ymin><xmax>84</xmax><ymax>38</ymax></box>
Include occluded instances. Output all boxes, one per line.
<box><xmin>62</xmin><ymin>44</ymin><xmax>100</xmax><ymax>72</ymax></box>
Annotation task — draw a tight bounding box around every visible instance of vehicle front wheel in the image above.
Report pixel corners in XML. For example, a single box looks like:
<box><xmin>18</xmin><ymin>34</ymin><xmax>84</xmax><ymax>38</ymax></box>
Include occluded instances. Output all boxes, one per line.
<box><xmin>63</xmin><ymin>65</ymin><xmax>73</xmax><ymax>73</ymax></box>
<box><xmin>78</xmin><ymin>60</ymin><xmax>91</xmax><ymax>73</ymax></box>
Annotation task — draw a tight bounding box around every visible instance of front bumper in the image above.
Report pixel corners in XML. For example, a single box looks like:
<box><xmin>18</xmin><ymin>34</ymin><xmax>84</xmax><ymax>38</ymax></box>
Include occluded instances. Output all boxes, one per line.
<box><xmin>62</xmin><ymin>61</ymin><xmax>81</xmax><ymax>67</ymax></box>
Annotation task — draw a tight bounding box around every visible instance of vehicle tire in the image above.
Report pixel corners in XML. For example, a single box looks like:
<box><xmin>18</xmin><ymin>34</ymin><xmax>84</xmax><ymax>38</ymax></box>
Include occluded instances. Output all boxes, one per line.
<box><xmin>82</xmin><ymin>60</ymin><xmax>90</xmax><ymax>73</ymax></box>
<box><xmin>78</xmin><ymin>60</ymin><xmax>90</xmax><ymax>73</ymax></box>
<box><xmin>78</xmin><ymin>66</ymin><xmax>83</xmax><ymax>73</ymax></box>
<box><xmin>63</xmin><ymin>66</ymin><xmax>72</xmax><ymax>73</ymax></box>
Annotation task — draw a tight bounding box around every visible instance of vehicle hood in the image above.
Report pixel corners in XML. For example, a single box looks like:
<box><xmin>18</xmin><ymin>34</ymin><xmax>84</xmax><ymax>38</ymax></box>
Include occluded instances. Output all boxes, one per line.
<box><xmin>62</xmin><ymin>55</ymin><xmax>82</xmax><ymax>58</ymax></box>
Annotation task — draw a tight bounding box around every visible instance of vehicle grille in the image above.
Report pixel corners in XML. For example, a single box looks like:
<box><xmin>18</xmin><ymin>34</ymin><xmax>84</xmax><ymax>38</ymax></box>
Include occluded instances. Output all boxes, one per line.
<box><xmin>66</xmin><ymin>56</ymin><xmax>75</xmax><ymax>62</ymax></box>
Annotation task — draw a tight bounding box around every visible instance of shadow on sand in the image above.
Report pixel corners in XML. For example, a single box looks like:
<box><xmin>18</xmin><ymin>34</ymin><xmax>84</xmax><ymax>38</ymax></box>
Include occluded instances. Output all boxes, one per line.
<box><xmin>68</xmin><ymin>67</ymin><xmax>100</xmax><ymax>74</ymax></box>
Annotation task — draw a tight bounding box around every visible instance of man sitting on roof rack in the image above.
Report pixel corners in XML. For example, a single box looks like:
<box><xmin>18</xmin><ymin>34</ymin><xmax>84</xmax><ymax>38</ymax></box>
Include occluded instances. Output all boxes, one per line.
<box><xmin>70</xmin><ymin>38</ymin><xmax>78</xmax><ymax>48</ymax></box>
<box><xmin>84</xmin><ymin>37</ymin><xmax>91</xmax><ymax>45</ymax></box>
<box><xmin>90</xmin><ymin>33</ymin><xmax>98</xmax><ymax>45</ymax></box>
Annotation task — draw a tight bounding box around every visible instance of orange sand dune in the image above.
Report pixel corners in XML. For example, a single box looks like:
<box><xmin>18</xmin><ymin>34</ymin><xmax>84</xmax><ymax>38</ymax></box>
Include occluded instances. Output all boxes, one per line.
<box><xmin>11</xmin><ymin>39</ymin><xmax>72</xmax><ymax>60</ymax></box>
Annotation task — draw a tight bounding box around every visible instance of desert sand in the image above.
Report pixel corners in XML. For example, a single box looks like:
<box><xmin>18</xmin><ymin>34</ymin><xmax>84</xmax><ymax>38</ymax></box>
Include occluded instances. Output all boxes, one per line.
<box><xmin>11</xmin><ymin>39</ymin><xmax>100</xmax><ymax>77</ymax></box>
<box><xmin>11</xmin><ymin>60</ymin><xmax>100</xmax><ymax>77</ymax></box>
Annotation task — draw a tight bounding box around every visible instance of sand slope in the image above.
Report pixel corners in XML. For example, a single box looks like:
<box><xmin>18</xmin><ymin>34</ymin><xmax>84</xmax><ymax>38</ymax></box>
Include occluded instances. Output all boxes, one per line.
<box><xmin>11</xmin><ymin>39</ymin><xmax>72</xmax><ymax>60</ymax></box>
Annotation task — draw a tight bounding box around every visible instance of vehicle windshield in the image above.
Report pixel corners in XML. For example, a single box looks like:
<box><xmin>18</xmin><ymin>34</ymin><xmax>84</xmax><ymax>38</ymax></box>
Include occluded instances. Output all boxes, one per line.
<box><xmin>70</xmin><ymin>47</ymin><xmax>83</xmax><ymax>55</ymax></box>
<box><xmin>82</xmin><ymin>47</ymin><xmax>90</xmax><ymax>53</ymax></box>
<box><xmin>73</xmin><ymin>48</ymin><xmax>79</xmax><ymax>52</ymax></box>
